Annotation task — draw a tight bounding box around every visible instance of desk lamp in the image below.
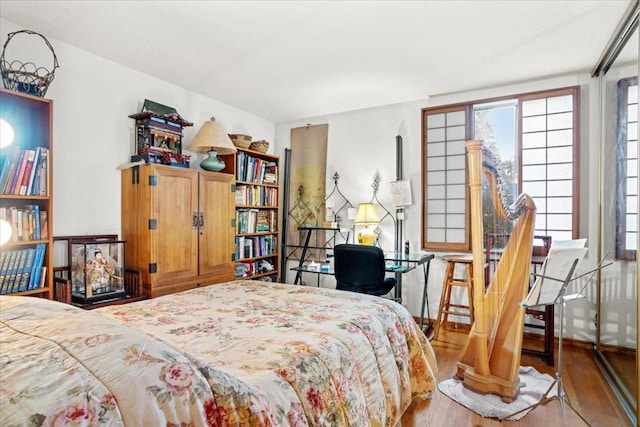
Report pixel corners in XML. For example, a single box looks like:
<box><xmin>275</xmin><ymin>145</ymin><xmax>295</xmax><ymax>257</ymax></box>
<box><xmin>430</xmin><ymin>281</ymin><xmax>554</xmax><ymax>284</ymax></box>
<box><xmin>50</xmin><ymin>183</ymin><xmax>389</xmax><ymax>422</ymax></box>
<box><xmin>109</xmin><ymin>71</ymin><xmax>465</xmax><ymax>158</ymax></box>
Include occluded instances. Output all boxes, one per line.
<box><xmin>354</xmin><ymin>202</ymin><xmax>380</xmax><ymax>245</ymax></box>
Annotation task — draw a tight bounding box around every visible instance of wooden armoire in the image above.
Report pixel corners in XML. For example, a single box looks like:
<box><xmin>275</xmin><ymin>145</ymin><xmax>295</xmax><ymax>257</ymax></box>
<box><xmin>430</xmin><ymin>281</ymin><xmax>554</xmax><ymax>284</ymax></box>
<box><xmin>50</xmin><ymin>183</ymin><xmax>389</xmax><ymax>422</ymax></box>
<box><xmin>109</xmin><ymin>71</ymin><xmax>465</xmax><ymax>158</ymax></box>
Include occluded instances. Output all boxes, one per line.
<box><xmin>121</xmin><ymin>163</ymin><xmax>235</xmax><ymax>297</ymax></box>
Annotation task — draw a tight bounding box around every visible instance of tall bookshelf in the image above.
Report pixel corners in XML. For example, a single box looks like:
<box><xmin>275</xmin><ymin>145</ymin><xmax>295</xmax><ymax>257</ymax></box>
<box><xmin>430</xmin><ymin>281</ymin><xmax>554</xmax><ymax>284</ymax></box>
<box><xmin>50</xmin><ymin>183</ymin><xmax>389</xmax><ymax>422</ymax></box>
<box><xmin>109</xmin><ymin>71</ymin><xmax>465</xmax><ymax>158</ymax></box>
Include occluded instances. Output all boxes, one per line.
<box><xmin>0</xmin><ymin>88</ymin><xmax>53</xmax><ymax>299</ymax></box>
<box><xmin>221</xmin><ymin>147</ymin><xmax>280</xmax><ymax>282</ymax></box>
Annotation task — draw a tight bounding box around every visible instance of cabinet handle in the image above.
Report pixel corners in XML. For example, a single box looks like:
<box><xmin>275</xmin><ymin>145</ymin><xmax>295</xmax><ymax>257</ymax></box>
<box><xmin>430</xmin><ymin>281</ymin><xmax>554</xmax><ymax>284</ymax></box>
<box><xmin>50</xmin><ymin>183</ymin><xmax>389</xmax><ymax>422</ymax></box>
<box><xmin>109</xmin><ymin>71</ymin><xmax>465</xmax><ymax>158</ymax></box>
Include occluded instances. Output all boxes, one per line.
<box><xmin>192</xmin><ymin>212</ymin><xmax>199</xmax><ymax>229</ymax></box>
<box><xmin>199</xmin><ymin>213</ymin><xmax>205</xmax><ymax>228</ymax></box>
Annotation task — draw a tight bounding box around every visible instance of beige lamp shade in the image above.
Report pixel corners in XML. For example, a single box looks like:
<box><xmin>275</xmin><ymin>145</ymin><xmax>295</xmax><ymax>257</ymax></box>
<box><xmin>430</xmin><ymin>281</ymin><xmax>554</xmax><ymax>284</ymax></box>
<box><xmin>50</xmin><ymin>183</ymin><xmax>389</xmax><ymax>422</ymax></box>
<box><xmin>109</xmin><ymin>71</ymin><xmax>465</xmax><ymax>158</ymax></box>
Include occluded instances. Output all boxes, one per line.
<box><xmin>354</xmin><ymin>203</ymin><xmax>380</xmax><ymax>225</ymax></box>
<box><xmin>187</xmin><ymin>117</ymin><xmax>237</xmax><ymax>155</ymax></box>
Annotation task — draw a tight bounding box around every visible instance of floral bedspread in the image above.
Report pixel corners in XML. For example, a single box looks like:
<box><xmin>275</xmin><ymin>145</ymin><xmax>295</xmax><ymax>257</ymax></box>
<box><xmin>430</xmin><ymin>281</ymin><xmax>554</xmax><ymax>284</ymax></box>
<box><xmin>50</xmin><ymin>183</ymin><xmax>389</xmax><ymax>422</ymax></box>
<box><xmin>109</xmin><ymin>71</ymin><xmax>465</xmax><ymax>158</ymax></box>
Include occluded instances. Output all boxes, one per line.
<box><xmin>1</xmin><ymin>280</ymin><xmax>437</xmax><ymax>426</ymax></box>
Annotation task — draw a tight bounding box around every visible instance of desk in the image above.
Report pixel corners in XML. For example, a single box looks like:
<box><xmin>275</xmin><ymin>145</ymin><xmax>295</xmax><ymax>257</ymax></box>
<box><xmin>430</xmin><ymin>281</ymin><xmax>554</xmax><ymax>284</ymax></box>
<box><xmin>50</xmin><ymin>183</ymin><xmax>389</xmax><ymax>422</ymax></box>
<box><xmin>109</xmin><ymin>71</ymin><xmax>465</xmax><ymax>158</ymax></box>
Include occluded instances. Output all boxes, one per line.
<box><xmin>291</xmin><ymin>237</ymin><xmax>434</xmax><ymax>335</ymax></box>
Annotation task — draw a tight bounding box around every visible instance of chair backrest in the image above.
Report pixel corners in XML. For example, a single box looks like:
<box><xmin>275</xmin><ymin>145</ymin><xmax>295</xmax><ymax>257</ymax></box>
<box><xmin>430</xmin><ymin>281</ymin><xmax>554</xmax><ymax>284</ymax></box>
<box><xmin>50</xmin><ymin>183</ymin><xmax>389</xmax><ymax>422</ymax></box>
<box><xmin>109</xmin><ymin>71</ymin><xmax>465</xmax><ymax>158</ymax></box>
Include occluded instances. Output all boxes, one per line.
<box><xmin>334</xmin><ymin>244</ymin><xmax>390</xmax><ymax>295</ymax></box>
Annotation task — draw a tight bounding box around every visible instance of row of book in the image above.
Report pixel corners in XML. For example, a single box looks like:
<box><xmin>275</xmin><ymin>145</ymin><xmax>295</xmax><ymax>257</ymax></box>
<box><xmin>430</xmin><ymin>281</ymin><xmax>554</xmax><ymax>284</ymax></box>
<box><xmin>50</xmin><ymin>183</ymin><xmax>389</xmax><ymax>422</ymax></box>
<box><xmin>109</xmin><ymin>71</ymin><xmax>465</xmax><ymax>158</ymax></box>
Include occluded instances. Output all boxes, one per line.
<box><xmin>234</xmin><ymin>258</ymin><xmax>276</xmax><ymax>278</ymax></box>
<box><xmin>0</xmin><ymin>243</ymin><xmax>48</xmax><ymax>294</ymax></box>
<box><xmin>235</xmin><ymin>184</ymin><xmax>278</xmax><ymax>207</ymax></box>
<box><xmin>235</xmin><ymin>151</ymin><xmax>278</xmax><ymax>184</ymax></box>
<box><xmin>0</xmin><ymin>205</ymin><xmax>48</xmax><ymax>242</ymax></box>
<box><xmin>237</xmin><ymin>208</ymin><xmax>278</xmax><ymax>234</ymax></box>
<box><xmin>0</xmin><ymin>147</ymin><xmax>50</xmax><ymax>196</ymax></box>
<box><xmin>235</xmin><ymin>235</ymin><xmax>277</xmax><ymax>260</ymax></box>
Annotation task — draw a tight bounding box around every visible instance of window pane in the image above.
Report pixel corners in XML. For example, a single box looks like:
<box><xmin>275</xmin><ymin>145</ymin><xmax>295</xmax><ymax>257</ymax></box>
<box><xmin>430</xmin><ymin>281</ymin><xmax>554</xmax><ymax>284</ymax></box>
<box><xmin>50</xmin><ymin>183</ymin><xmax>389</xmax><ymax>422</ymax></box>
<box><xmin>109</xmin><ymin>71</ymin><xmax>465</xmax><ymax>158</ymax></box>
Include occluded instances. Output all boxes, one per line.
<box><xmin>428</xmin><ymin>214</ymin><xmax>445</xmax><ymax>227</ymax></box>
<box><xmin>522</xmin><ymin>148</ymin><xmax>547</xmax><ymax>164</ymax></box>
<box><xmin>429</xmin><ymin>141</ymin><xmax>446</xmax><ymax>156</ymax></box>
<box><xmin>428</xmin><ymin>228</ymin><xmax>445</xmax><ymax>242</ymax></box>
<box><xmin>428</xmin><ymin>113</ymin><xmax>445</xmax><ymax>127</ymax></box>
<box><xmin>447</xmin><ymin>229</ymin><xmax>466</xmax><ymax>243</ymax></box>
<box><xmin>628</xmin><ymin>121</ymin><xmax>638</xmax><ymax>141</ymax></box>
<box><xmin>448</xmin><ymin>214</ymin><xmax>466</xmax><ymax>228</ymax></box>
<box><xmin>628</xmin><ymin>159</ymin><xmax>638</xmax><ymax>177</ymax></box>
<box><xmin>447</xmin><ymin>154</ymin><xmax>466</xmax><ymax>170</ymax></box>
<box><xmin>627</xmin><ymin>178</ymin><xmax>638</xmax><ymax>195</ymax></box>
<box><xmin>447</xmin><ymin>169</ymin><xmax>466</xmax><ymax>184</ymax></box>
<box><xmin>547</xmin><ymin>180</ymin><xmax>572</xmax><ymax>196</ymax></box>
<box><xmin>536</xmin><ymin>216</ymin><xmax>547</xmax><ymax>229</ymax></box>
<box><xmin>546</xmin><ymin>214</ymin><xmax>572</xmax><ymax>229</ymax></box>
<box><xmin>447</xmin><ymin>199</ymin><xmax>466</xmax><ymax>213</ymax></box>
<box><xmin>522</xmin><ymin>98</ymin><xmax>546</xmax><ymax>116</ymax></box>
<box><xmin>427</xmin><ymin>127</ymin><xmax>445</xmax><ymax>142</ymax></box>
<box><xmin>627</xmin><ymin>214</ymin><xmax>637</xmax><ymax>232</ymax></box>
<box><xmin>447</xmin><ymin>110</ymin><xmax>465</xmax><ymax>126</ymax></box>
<box><xmin>427</xmin><ymin>171</ymin><xmax>445</xmax><ymax>185</ymax></box>
<box><xmin>522</xmin><ymin>116</ymin><xmax>546</xmax><ymax>132</ymax></box>
<box><xmin>627</xmin><ymin>195</ymin><xmax>637</xmax><ymax>214</ymax></box>
<box><xmin>447</xmin><ymin>125</ymin><xmax>466</xmax><ymax>140</ymax></box>
<box><xmin>523</xmin><ymin>164</ymin><xmax>547</xmax><ymax>180</ymax></box>
<box><xmin>448</xmin><ymin>139</ymin><xmax>466</xmax><ymax>155</ymax></box>
<box><xmin>628</xmin><ymin>140</ymin><xmax>638</xmax><ymax>159</ymax></box>
<box><xmin>427</xmin><ymin>199</ymin><xmax>445</xmax><ymax>212</ymax></box>
<box><xmin>532</xmin><ymin>197</ymin><xmax>547</xmax><ymax>213</ymax></box>
<box><xmin>626</xmin><ymin>233</ymin><xmax>637</xmax><ymax>250</ymax></box>
<box><xmin>547</xmin><ymin>146</ymin><xmax>573</xmax><ymax>163</ymax></box>
<box><xmin>547</xmin><ymin>163</ymin><xmax>573</xmax><ymax>180</ymax></box>
<box><xmin>449</xmin><ymin>184</ymin><xmax>466</xmax><ymax>198</ymax></box>
<box><xmin>428</xmin><ymin>185</ymin><xmax>446</xmax><ymax>199</ymax></box>
<box><xmin>427</xmin><ymin>156</ymin><xmax>445</xmax><ymax>170</ymax></box>
<box><xmin>548</xmin><ymin>112</ymin><xmax>573</xmax><ymax>130</ymax></box>
<box><xmin>547</xmin><ymin>95</ymin><xmax>573</xmax><ymax>113</ymax></box>
<box><xmin>522</xmin><ymin>132</ymin><xmax>546</xmax><ymax>149</ymax></box>
<box><xmin>522</xmin><ymin>181</ymin><xmax>546</xmax><ymax>197</ymax></box>
<box><xmin>547</xmin><ymin>197</ymin><xmax>573</xmax><ymax>213</ymax></box>
<box><xmin>547</xmin><ymin>129</ymin><xmax>572</xmax><ymax>147</ymax></box>
<box><xmin>549</xmin><ymin>230</ymin><xmax>572</xmax><ymax>241</ymax></box>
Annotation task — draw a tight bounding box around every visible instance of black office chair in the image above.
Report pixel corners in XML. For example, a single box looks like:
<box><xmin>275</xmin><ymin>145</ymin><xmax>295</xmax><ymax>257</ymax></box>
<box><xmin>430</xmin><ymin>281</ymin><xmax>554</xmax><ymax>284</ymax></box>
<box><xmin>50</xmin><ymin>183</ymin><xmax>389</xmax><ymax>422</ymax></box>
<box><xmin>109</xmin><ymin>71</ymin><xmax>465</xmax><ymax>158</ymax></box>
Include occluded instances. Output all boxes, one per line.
<box><xmin>334</xmin><ymin>244</ymin><xmax>396</xmax><ymax>296</ymax></box>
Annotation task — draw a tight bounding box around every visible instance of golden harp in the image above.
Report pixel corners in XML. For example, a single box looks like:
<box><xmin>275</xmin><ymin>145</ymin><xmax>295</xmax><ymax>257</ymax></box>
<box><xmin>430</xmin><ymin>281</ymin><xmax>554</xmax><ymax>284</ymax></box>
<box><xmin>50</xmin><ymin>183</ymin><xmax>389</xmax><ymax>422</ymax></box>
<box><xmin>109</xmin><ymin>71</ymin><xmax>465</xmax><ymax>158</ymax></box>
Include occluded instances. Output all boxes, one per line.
<box><xmin>455</xmin><ymin>140</ymin><xmax>536</xmax><ymax>402</ymax></box>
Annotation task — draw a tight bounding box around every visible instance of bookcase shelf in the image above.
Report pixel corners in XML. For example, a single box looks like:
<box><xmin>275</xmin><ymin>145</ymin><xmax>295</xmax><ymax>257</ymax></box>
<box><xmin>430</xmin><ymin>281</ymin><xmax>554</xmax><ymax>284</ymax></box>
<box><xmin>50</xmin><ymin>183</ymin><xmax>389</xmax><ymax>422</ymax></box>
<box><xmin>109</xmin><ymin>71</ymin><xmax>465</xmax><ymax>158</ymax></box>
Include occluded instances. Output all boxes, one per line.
<box><xmin>0</xmin><ymin>88</ymin><xmax>54</xmax><ymax>299</ymax></box>
<box><xmin>220</xmin><ymin>147</ymin><xmax>280</xmax><ymax>282</ymax></box>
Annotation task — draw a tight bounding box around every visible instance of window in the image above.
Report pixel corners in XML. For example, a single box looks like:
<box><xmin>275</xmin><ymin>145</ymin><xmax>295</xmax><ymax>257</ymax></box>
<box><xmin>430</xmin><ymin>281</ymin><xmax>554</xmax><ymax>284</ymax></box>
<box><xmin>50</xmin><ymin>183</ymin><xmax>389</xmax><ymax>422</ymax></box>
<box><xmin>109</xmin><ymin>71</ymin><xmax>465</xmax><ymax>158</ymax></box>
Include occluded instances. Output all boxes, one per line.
<box><xmin>422</xmin><ymin>86</ymin><xmax>580</xmax><ymax>251</ymax></box>
<box><xmin>617</xmin><ymin>77</ymin><xmax>638</xmax><ymax>260</ymax></box>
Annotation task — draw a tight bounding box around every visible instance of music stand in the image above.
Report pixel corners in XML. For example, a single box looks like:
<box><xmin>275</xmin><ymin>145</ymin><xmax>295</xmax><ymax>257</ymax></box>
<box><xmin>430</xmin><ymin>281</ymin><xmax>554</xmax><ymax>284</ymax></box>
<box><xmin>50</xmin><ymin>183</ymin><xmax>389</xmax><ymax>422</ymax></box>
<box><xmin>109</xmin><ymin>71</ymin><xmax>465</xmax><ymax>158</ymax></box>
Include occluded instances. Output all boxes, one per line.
<box><xmin>502</xmin><ymin>243</ymin><xmax>598</xmax><ymax>425</ymax></box>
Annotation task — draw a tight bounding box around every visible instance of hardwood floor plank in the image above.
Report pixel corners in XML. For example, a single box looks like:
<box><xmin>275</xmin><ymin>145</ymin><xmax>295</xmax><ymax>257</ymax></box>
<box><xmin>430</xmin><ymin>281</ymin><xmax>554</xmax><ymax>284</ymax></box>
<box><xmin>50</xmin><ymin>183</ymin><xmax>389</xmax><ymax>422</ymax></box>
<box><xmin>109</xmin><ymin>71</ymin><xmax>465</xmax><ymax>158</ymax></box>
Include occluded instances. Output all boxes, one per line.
<box><xmin>402</xmin><ymin>329</ymin><xmax>633</xmax><ymax>426</ymax></box>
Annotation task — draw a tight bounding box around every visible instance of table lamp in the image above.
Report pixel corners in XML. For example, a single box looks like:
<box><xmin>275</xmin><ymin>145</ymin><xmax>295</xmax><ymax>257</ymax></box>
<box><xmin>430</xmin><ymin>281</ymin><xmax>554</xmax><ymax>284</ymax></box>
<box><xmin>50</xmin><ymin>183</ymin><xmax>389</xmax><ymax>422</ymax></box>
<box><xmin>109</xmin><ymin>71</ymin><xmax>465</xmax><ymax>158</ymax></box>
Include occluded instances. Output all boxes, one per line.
<box><xmin>354</xmin><ymin>202</ymin><xmax>380</xmax><ymax>245</ymax></box>
<box><xmin>187</xmin><ymin>117</ymin><xmax>237</xmax><ymax>171</ymax></box>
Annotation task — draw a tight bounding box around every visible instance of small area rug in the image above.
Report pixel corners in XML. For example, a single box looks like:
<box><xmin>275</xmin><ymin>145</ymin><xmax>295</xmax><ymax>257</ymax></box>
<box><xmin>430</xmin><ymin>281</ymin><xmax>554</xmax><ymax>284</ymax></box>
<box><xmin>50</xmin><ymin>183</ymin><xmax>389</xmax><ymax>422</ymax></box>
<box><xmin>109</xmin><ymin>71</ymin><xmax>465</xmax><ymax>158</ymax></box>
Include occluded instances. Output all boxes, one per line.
<box><xmin>438</xmin><ymin>366</ymin><xmax>557</xmax><ymax>421</ymax></box>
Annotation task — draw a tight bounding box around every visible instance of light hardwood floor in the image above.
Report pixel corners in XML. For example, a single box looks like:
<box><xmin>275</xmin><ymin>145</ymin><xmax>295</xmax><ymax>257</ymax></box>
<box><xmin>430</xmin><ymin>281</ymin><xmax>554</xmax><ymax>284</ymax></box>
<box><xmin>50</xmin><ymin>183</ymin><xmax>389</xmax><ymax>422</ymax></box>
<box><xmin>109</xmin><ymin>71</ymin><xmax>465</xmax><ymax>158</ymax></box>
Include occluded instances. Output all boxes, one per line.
<box><xmin>402</xmin><ymin>327</ymin><xmax>634</xmax><ymax>426</ymax></box>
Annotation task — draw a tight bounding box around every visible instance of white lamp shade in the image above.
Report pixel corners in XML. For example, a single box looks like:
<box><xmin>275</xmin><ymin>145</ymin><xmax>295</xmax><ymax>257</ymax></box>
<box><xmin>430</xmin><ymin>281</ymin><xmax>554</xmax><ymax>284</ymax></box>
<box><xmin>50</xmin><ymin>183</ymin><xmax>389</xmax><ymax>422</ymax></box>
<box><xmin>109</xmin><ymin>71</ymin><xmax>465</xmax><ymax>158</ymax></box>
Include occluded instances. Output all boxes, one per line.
<box><xmin>354</xmin><ymin>203</ymin><xmax>380</xmax><ymax>225</ymax></box>
<box><xmin>187</xmin><ymin>117</ymin><xmax>237</xmax><ymax>155</ymax></box>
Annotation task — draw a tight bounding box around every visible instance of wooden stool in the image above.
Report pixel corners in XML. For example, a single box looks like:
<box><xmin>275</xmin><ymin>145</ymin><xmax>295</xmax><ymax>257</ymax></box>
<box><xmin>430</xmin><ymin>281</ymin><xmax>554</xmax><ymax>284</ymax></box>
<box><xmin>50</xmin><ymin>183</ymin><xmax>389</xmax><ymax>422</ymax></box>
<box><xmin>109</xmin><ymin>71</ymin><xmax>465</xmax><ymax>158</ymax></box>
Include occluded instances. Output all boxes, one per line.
<box><xmin>434</xmin><ymin>254</ymin><xmax>475</xmax><ymax>340</ymax></box>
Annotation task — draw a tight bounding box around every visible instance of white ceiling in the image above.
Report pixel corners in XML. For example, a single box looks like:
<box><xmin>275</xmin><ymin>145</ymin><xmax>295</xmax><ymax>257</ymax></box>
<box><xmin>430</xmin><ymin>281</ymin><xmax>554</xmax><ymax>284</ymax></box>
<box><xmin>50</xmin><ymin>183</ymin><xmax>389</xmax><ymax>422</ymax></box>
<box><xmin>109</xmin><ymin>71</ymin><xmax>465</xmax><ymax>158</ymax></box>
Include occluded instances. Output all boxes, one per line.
<box><xmin>0</xmin><ymin>1</ymin><xmax>635</xmax><ymax>122</ymax></box>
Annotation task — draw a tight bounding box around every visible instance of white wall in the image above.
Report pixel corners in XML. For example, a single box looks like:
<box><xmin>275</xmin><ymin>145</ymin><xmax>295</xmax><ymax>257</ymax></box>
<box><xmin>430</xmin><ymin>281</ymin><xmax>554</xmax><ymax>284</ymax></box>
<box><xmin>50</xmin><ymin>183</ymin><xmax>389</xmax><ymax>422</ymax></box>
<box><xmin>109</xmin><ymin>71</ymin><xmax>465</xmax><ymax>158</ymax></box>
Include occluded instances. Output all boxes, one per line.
<box><xmin>0</xmin><ymin>19</ymin><xmax>276</xmax><ymax>236</ymax></box>
<box><xmin>275</xmin><ymin>73</ymin><xmax>637</xmax><ymax>347</ymax></box>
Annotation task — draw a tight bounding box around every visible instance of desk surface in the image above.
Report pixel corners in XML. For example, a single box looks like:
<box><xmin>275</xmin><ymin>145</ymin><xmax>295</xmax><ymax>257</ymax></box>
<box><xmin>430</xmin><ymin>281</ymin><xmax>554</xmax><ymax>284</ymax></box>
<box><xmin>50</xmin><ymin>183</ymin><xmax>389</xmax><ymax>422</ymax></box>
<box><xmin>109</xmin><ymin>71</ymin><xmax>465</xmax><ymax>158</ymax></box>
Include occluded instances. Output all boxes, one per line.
<box><xmin>291</xmin><ymin>252</ymin><xmax>433</xmax><ymax>275</ymax></box>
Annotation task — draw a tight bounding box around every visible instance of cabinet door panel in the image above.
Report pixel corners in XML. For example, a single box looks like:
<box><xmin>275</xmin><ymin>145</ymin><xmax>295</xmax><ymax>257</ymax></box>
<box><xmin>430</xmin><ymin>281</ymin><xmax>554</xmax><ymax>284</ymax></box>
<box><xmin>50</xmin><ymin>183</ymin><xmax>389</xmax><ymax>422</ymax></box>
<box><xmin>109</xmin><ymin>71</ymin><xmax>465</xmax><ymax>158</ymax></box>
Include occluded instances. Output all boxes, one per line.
<box><xmin>152</xmin><ymin>167</ymin><xmax>199</xmax><ymax>284</ymax></box>
<box><xmin>199</xmin><ymin>172</ymin><xmax>235</xmax><ymax>279</ymax></box>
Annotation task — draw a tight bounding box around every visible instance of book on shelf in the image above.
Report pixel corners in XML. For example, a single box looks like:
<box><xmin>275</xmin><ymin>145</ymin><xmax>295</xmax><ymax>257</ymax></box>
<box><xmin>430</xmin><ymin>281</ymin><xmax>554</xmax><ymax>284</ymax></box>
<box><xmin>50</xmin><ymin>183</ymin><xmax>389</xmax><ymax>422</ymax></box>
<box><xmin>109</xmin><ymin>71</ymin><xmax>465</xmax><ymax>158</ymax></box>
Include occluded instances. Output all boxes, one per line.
<box><xmin>7</xmin><ymin>150</ymin><xmax>26</xmax><ymax>194</ymax></box>
<box><xmin>0</xmin><ymin>205</ymin><xmax>47</xmax><ymax>243</ymax></box>
<box><xmin>18</xmin><ymin>149</ymin><xmax>36</xmax><ymax>195</ymax></box>
<box><xmin>0</xmin><ymin>245</ymin><xmax>47</xmax><ymax>294</ymax></box>
<box><xmin>16</xmin><ymin>247</ymin><xmax>36</xmax><ymax>292</ymax></box>
<box><xmin>28</xmin><ymin>243</ymin><xmax>47</xmax><ymax>290</ymax></box>
<box><xmin>2</xmin><ymin>249</ymin><xmax>21</xmax><ymax>294</ymax></box>
<box><xmin>0</xmin><ymin>147</ymin><xmax>49</xmax><ymax>196</ymax></box>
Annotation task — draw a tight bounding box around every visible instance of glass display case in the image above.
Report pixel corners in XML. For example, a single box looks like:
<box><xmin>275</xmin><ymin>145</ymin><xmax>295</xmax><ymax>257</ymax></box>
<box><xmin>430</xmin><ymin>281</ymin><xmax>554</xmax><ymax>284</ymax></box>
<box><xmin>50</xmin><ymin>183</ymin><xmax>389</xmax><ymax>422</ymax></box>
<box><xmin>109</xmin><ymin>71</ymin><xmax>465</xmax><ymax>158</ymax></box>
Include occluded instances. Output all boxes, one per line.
<box><xmin>70</xmin><ymin>239</ymin><xmax>126</xmax><ymax>304</ymax></box>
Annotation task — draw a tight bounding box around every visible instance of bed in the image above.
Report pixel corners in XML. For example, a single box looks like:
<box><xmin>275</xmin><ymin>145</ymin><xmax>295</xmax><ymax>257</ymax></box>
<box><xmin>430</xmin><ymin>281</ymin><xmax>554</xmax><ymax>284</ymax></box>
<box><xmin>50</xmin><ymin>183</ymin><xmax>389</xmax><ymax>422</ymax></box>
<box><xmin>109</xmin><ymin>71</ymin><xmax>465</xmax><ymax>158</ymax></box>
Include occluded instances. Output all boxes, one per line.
<box><xmin>0</xmin><ymin>280</ymin><xmax>437</xmax><ymax>426</ymax></box>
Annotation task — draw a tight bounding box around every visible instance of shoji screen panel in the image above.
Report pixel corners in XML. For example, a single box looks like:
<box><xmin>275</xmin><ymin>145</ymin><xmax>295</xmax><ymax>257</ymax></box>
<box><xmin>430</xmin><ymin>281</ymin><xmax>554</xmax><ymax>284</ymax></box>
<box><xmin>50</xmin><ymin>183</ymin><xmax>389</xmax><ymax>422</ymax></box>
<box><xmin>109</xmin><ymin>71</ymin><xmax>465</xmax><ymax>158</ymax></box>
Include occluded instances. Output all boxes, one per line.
<box><xmin>520</xmin><ymin>87</ymin><xmax>579</xmax><ymax>241</ymax></box>
<box><xmin>422</xmin><ymin>106</ymin><xmax>470</xmax><ymax>251</ymax></box>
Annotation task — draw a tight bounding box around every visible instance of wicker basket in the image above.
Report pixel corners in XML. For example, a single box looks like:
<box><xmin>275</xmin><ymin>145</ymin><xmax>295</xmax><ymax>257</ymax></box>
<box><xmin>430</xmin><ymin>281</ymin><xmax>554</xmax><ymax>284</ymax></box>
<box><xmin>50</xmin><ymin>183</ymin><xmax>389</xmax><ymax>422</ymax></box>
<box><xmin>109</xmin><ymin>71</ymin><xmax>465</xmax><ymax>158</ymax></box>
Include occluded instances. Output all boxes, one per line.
<box><xmin>1</xmin><ymin>30</ymin><xmax>59</xmax><ymax>97</ymax></box>
<box><xmin>249</xmin><ymin>140</ymin><xmax>269</xmax><ymax>153</ymax></box>
<box><xmin>229</xmin><ymin>134</ymin><xmax>252</xmax><ymax>149</ymax></box>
